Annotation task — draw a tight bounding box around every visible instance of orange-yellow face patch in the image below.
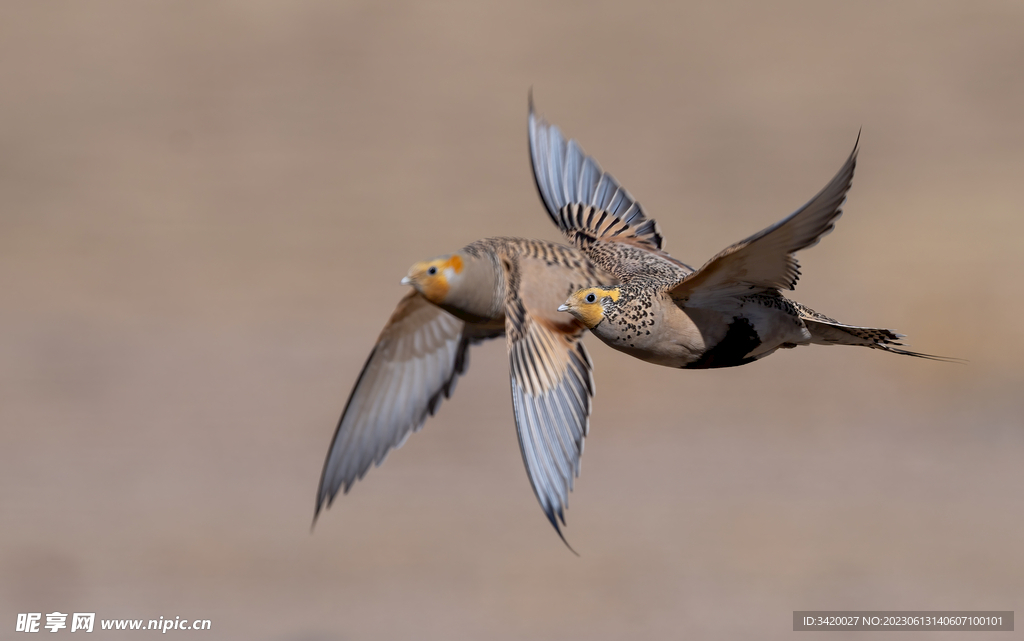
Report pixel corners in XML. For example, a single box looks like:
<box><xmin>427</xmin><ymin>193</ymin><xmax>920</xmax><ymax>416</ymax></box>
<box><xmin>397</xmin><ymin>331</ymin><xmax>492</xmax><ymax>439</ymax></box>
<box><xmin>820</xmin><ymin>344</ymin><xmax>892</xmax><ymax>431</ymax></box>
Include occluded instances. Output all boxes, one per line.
<box><xmin>560</xmin><ymin>287</ymin><xmax>620</xmax><ymax>328</ymax></box>
<box><xmin>403</xmin><ymin>259</ymin><xmax>450</xmax><ymax>304</ymax></box>
<box><xmin>589</xmin><ymin>287</ymin><xmax>620</xmax><ymax>302</ymax></box>
<box><xmin>445</xmin><ymin>254</ymin><xmax>463</xmax><ymax>274</ymax></box>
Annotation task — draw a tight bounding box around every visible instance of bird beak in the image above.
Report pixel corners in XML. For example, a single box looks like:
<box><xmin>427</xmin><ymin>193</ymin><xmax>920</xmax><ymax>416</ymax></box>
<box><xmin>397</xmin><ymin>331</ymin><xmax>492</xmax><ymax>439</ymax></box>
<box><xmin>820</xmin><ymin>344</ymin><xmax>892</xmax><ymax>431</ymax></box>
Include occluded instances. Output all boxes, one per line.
<box><xmin>557</xmin><ymin>304</ymin><xmax>570</xmax><ymax>312</ymax></box>
<box><xmin>400</xmin><ymin>276</ymin><xmax>412</xmax><ymax>286</ymax></box>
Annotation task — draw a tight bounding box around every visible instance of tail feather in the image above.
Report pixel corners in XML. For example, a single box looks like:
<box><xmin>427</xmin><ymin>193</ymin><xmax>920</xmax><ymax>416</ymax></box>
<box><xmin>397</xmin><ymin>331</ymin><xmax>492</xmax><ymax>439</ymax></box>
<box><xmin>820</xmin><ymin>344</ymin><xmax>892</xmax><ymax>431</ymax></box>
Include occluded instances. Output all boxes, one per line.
<box><xmin>794</xmin><ymin>302</ymin><xmax>963</xmax><ymax>363</ymax></box>
<box><xmin>865</xmin><ymin>341</ymin><xmax>965</xmax><ymax>363</ymax></box>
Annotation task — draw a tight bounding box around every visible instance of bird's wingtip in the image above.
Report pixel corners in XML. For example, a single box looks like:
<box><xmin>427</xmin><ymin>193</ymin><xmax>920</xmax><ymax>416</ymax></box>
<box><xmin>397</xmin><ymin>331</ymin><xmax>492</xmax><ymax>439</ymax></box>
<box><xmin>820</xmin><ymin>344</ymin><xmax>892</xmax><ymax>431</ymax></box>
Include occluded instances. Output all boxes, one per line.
<box><xmin>310</xmin><ymin>502</ymin><xmax>323</xmax><ymax>533</ymax></box>
<box><xmin>544</xmin><ymin>506</ymin><xmax>579</xmax><ymax>556</ymax></box>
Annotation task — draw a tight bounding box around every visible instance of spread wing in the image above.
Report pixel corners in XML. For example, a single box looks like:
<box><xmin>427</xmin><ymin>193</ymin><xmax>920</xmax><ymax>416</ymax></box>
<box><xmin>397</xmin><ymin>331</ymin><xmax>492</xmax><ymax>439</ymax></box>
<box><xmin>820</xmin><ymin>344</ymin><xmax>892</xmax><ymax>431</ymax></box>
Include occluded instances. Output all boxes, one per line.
<box><xmin>529</xmin><ymin>94</ymin><xmax>667</xmax><ymax>255</ymax></box>
<box><xmin>315</xmin><ymin>291</ymin><xmax>501</xmax><ymax>520</ymax></box>
<box><xmin>670</xmin><ymin>135</ymin><xmax>859</xmax><ymax>304</ymax></box>
<box><xmin>506</xmin><ymin>299</ymin><xmax>594</xmax><ymax>551</ymax></box>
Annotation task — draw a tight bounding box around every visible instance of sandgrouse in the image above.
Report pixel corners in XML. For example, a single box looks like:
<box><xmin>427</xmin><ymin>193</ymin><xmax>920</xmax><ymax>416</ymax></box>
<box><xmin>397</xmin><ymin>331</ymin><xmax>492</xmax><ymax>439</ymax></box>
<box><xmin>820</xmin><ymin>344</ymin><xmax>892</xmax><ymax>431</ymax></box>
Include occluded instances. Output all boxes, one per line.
<box><xmin>529</xmin><ymin>104</ymin><xmax>953</xmax><ymax>367</ymax></box>
<box><xmin>316</xmin><ymin>99</ymin><xmax>952</xmax><ymax>551</ymax></box>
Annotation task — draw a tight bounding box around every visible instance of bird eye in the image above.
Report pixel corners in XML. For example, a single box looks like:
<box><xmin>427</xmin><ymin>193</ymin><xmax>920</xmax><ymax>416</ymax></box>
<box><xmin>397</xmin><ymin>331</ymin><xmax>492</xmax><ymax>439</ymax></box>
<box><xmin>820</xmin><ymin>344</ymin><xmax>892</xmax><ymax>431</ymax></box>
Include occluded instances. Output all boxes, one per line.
<box><xmin>585</xmin><ymin>293</ymin><xmax>596</xmax><ymax>303</ymax></box>
<box><xmin>427</xmin><ymin>266</ymin><xmax>438</xmax><ymax>275</ymax></box>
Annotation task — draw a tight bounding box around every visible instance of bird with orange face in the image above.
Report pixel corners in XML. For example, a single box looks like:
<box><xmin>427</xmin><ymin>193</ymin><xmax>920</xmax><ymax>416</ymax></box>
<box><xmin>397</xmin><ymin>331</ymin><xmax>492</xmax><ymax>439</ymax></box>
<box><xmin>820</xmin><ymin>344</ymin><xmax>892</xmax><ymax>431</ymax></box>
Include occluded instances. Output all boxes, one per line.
<box><xmin>316</xmin><ymin>97</ymin><xmax>953</xmax><ymax>549</ymax></box>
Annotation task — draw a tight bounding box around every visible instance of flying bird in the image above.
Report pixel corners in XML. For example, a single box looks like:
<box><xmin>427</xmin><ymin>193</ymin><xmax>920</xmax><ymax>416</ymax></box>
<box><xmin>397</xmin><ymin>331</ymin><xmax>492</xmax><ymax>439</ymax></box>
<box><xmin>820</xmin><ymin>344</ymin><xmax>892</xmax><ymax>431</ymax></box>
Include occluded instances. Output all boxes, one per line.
<box><xmin>529</xmin><ymin>103</ymin><xmax>954</xmax><ymax>367</ymax></box>
<box><xmin>316</xmin><ymin>97</ymin><xmax>955</xmax><ymax>552</ymax></box>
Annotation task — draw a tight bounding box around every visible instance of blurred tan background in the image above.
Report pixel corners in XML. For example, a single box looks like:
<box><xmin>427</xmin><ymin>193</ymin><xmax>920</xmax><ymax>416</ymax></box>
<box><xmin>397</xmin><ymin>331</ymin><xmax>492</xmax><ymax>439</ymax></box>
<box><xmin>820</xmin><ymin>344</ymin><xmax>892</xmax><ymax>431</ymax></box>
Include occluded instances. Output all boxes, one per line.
<box><xmin>1</xmin><ymin>2</ymin><xmax>1022</xmax><ymax>639</ymax></box>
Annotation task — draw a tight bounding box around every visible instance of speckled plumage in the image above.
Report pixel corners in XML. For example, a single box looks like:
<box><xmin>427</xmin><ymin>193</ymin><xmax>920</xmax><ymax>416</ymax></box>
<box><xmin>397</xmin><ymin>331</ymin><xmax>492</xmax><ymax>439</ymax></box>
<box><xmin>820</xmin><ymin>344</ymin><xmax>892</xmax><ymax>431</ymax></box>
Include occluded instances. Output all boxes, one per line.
<box><xmin>531</xmin><ymin>101</ymin><xmax>953</xmax><ymax>368</ymax></box>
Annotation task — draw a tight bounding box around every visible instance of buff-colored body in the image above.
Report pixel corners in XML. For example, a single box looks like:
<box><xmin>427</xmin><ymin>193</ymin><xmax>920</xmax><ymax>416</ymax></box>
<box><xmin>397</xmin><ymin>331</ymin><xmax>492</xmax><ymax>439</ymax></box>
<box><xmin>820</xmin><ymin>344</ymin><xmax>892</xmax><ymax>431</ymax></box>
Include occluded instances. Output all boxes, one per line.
<box><xmin>403</xmin><ymin>237</ymin><xmax>611</xmax><ymax>337</ymax></box>
<box><xmin>571</xmin><ymin>283</ymin><xmax>824</xmax><ymax>369</ymax></box>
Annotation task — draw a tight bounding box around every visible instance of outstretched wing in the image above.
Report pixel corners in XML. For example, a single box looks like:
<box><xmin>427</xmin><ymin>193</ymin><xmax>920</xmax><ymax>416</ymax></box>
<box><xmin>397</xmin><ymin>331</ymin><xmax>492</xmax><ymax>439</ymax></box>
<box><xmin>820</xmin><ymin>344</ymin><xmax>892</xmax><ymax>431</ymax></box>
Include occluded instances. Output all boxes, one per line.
<box><xmin>506</xmin><ymin>297</ymin><xmax>594</xmax><ymax>551</ymax></box>
<box><xmin>670</xmin><ymin>135</ymin><xmax>859</xmax><ymax>304</ymax></box>
<box><xmin>315</xmin><ymin>291</ymin><xmax>501</xmax><ymax>520</ymax></box>
<box><xmin>529</xmin><ymin>94</ymin><xmax>665</xmax><ymax>254</ymax></box>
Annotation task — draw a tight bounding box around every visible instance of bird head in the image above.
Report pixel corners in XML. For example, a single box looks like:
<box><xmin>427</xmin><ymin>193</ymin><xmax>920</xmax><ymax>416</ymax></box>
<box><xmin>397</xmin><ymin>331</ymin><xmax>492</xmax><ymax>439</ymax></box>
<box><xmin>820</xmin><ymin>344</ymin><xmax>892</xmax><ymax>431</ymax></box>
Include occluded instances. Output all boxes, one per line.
<box><xmin>557</xmin><ymin>287</ymin><xmax>620</xmax><ymax>328</ymax></box>
<box><xmin>401</xmin><ymin>254</ymin><xmax>465</xmax><ymax>305</ymax></box>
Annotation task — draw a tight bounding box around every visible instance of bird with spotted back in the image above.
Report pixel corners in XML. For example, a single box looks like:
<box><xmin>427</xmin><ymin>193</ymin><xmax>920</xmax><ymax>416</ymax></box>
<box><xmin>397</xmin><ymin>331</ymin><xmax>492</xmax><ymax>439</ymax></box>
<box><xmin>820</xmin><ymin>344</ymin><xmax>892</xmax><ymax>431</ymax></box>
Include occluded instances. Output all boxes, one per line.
<box><xmin>315</xmin><ymin>236</ymin><xmax>616</xmax><ymax>550</ymax></box>
<box><xmin>529</xmin><ymin>101</ymin><xmax>957</xmax><ymax>367</ymax></box>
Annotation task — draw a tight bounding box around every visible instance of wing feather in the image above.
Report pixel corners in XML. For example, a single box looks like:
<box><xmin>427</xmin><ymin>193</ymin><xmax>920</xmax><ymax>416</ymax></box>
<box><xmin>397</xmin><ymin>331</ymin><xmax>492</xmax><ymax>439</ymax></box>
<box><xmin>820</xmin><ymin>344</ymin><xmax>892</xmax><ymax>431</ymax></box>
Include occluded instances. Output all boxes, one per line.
<box><xmin>529</xmin><ymin>94</ymin><xmax>665</xmax><ymax>252</ymax></box>
<box><xmin>506</xmin><ymin>303</ymin><xmax>594</xmax><ymax>550</ymax></box>
<box><xmin>669</xmin><ymin>136</ymin><xmax>859</xmax><ymax>303</ymax></box>
<box><xmin>315</xmin><ymin>291</ymin><xmax>500</xmax><ymax>519</ymax></box>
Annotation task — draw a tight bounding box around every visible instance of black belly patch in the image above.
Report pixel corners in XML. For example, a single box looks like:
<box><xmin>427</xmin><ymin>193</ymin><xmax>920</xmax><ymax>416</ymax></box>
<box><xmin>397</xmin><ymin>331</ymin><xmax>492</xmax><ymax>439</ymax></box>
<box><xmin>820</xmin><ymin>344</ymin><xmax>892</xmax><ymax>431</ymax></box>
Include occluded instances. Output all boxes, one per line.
<box><xmin>684</xmin><ymin>316</ymin><xmax>761</xmax><ymax>369</ymax></box>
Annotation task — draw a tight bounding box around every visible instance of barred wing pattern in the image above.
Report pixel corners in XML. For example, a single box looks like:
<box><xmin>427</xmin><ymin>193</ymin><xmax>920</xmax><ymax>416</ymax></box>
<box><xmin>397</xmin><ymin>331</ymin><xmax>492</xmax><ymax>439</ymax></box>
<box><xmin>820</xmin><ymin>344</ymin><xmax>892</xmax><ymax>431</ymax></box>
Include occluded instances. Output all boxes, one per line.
<box><xmin>529</xmin><ymin>96</ymin><xmax>664</xmax><ymax>252</ymax></box>
<box><xmin>506</xmin><ymin>305</ymin><xmax>594</xmax><ymax>550</ymax></box>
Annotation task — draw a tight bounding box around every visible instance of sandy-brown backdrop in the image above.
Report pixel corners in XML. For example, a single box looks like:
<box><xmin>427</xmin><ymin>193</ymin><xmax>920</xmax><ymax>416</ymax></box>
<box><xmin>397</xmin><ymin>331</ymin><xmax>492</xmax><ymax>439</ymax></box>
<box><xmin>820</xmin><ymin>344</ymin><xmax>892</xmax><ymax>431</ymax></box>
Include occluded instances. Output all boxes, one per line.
<box><xmin>2</xmin><ymin>2</ymin><xmax>1022</xmax><ymax>640</ymax></box>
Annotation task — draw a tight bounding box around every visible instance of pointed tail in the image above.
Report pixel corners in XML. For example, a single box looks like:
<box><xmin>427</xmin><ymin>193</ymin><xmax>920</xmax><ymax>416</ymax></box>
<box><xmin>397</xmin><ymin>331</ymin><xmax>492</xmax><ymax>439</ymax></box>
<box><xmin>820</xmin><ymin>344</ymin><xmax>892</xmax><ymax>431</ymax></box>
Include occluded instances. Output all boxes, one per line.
<box><xmin>794</xmin><ymin>302</ymin><xmax>964</xmax><ymax>363</ymax></box>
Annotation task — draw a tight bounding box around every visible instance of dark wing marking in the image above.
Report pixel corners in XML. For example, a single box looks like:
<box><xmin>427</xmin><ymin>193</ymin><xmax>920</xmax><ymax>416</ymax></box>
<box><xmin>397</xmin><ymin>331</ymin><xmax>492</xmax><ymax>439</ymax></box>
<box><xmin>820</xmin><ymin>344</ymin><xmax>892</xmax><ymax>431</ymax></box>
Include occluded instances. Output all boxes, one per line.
<box><xmin>506</xmin><ymin>304</ymin><xmax>594</xmax><ymax>551</ymax></box>
<box><xmin>670</xmin><ymin>134</ymin><xmax>859</xmax><ymax>304</ymax></box>
<box><xmin>529</xmin><ymin>94</ymin><xmax>664</xmax><ymax>252</ymax></box>
<box><xmin>315</xmin><ymin>291</ymin><xmax>501</xmax><ymax>520</ymax></box>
